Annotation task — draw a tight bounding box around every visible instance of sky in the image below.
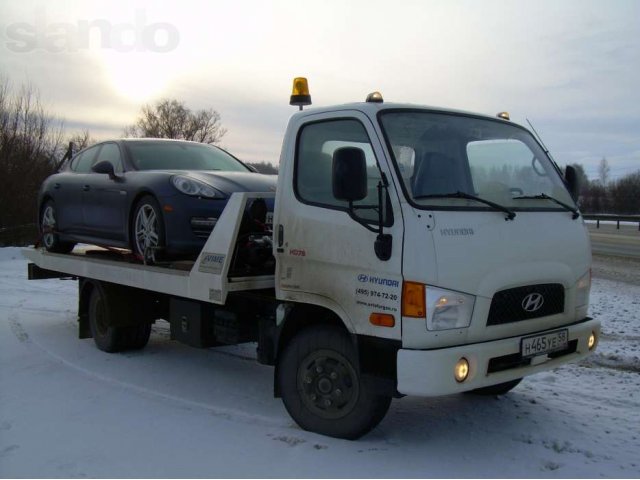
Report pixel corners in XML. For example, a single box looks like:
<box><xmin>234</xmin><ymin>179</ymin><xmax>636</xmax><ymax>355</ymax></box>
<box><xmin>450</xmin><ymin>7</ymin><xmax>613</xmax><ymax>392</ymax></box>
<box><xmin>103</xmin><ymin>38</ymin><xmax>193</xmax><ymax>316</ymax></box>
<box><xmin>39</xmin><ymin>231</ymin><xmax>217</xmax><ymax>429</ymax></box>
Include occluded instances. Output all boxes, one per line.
<box><xmin>0</xmin><ymin>0</ymin><xmax>638</xmax><ymax>180</ymax></box>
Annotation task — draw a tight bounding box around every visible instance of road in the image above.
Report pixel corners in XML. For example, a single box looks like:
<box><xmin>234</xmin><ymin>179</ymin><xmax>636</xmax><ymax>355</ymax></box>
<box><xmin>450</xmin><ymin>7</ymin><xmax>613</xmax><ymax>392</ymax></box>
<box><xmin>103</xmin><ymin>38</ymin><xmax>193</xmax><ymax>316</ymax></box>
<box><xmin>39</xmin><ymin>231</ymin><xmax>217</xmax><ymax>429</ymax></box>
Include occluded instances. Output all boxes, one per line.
<box><xmin>587</xmin><ymin>222</ymin><xmax>640</xmax><ymax>258</ymax></box>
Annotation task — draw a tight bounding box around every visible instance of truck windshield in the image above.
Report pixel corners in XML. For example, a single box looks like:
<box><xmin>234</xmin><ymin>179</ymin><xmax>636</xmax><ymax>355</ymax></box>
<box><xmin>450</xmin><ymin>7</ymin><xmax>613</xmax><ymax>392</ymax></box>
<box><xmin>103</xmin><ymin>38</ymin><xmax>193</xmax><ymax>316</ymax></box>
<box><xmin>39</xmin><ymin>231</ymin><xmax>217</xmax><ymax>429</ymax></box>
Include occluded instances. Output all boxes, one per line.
<box><xmin>378</xmin><ymin>111</ymin><xmax>575</xmax><ymax>211</ymax></box>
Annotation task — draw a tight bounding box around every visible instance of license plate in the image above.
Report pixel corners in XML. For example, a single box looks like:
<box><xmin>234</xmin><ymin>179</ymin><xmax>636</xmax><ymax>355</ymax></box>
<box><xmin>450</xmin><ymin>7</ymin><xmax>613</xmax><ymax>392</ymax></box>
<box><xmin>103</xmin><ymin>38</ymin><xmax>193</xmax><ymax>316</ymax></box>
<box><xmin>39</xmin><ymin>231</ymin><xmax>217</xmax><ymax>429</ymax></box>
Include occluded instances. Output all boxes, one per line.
<box><xmin>521</xmin><ymin>329</ymin><xmax>568</xmax><ymax>358</ymax></box>
<box><xmin>266</xmin><ymin>212</ymin><xmax>273</xmax><ymax>225</ymax></box>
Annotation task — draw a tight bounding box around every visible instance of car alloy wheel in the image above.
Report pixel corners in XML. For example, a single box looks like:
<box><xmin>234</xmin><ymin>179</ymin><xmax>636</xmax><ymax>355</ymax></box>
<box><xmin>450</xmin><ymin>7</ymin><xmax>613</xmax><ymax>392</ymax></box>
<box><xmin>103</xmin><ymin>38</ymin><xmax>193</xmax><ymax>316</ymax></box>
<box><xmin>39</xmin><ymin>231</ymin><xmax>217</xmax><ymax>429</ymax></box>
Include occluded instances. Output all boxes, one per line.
<box><xmin>134</xmin><ymin>203</ymin><xmax>161</xmax><ymax>263</ymax></box>
<box><xmin>41</xmin><ymin>205</ymin><xmax>56</xmax><ymax>249</ymax></box>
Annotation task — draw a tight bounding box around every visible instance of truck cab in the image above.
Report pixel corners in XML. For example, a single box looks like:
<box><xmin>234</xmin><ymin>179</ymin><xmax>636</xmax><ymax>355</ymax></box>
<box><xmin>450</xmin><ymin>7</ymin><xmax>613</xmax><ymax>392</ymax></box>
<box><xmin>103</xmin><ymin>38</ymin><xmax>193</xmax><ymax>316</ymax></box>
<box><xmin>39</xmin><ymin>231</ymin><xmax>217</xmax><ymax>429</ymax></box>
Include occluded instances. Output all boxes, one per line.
<box><xmin>274</xmin><ymin>95</ymin><xmax>597</xmax><ymax>405</ymax></box>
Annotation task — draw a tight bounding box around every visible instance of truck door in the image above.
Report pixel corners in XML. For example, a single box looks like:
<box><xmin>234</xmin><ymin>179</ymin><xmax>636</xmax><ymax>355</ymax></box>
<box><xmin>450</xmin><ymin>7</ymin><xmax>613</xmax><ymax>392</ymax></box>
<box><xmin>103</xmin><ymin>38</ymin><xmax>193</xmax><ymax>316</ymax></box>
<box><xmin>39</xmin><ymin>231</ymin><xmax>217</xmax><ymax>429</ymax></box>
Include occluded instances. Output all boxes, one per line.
<box><xmin>275</xmin><ymin>111</ymin><xmax>404</xmax><ymax>340</ymax></box>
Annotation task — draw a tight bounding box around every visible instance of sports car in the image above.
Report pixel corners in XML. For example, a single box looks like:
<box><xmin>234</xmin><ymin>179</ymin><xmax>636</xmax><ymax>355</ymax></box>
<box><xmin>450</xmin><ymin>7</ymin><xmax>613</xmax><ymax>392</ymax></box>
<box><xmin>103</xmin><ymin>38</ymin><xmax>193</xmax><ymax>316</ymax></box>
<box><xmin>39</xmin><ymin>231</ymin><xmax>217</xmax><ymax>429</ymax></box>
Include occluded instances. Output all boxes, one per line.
<box><xmin>38</xmin><ymin>139</ymin><xmax>276</xmax><ymax>260</ymax></box>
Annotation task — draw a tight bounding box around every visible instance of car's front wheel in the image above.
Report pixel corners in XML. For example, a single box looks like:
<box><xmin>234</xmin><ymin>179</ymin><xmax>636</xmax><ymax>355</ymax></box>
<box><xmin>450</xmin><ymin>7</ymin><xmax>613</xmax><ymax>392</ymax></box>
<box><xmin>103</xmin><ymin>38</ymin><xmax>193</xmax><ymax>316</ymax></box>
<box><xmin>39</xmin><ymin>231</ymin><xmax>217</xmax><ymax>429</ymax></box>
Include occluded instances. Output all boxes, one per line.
<box><xmin>132</xmin><ymin>195</ymin><xmax>165</xmax><ymax>263</ymax></box>
<box><xmin>40</xmin><ymin>200</ymin><xmax>75</xmax><ymax>253</ymax></box>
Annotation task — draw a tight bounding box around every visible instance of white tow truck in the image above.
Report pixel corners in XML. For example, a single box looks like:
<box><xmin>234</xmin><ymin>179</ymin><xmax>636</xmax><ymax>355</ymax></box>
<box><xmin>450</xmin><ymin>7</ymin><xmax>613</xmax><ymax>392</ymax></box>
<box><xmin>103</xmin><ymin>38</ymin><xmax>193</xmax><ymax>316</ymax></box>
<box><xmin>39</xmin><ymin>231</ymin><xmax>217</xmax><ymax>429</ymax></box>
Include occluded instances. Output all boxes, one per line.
<box><xmin>24</xmin><ymin>79</ymin><xmax>599</xmax><ymax>439</ymax></box>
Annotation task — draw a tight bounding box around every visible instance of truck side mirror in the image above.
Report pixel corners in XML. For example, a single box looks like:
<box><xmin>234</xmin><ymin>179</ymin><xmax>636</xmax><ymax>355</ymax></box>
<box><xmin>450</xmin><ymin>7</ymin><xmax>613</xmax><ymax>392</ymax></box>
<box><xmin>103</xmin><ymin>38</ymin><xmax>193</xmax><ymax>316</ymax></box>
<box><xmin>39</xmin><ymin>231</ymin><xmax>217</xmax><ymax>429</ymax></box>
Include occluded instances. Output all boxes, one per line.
<box><xmin>332</xmin><ymin>147</ymin><xmax>367</xmax><ymax>202</ymax></box>
<box><xmin>564</xmin><ymin>165</ymin><xmax>580</xmax><ymax>201</ymax></box>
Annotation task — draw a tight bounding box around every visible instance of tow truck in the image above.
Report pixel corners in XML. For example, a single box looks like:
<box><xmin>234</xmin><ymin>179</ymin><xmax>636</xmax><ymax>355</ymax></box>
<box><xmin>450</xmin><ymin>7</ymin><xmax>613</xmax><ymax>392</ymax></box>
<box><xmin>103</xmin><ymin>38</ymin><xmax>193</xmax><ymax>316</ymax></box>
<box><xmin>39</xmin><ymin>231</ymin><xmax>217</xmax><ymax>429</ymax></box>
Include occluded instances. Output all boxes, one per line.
<box><xmin>24</xmin><ymin>79</ymin><xmax>599</xmax><ymax>439</ymax></box>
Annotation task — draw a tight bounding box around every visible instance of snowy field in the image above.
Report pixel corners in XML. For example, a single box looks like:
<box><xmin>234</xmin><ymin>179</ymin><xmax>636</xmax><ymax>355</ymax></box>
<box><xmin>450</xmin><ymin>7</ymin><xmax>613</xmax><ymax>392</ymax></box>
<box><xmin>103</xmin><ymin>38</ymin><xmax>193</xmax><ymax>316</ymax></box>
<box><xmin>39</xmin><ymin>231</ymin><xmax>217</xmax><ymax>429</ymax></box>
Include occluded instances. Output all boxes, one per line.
<box><xmin>0</xmin><ymin>247</ymin><xmax>639</xmax><ymax>478</ymax></box>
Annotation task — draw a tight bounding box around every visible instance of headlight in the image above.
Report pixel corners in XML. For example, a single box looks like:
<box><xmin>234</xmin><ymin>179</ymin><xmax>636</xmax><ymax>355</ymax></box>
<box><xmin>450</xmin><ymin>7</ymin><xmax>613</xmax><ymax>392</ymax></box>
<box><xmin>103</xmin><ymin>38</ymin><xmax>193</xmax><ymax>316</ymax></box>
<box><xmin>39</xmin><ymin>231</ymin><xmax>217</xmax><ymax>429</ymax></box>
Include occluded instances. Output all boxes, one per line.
<box><xmin>426</xmin><ymin>286</ymin><xmax>475</xmax><ymax>331</ymax></box>
<box><xmin>171</xmin><ymin>176</ymin><xmax>220</xmax><ymax>198</ymax></box>
<box><xmin>575</xmin><ymin>269</ymin><xmax>591</xmax><ymax>307</ymax></box>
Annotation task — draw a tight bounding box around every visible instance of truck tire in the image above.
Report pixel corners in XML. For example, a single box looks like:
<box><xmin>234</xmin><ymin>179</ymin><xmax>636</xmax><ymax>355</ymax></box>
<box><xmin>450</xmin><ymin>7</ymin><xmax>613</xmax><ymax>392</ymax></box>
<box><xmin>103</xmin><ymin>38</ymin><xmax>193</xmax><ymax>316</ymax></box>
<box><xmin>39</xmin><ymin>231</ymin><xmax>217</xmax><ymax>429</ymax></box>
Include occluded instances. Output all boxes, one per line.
<box><xmin>469</xmin><ymin>378</ymin><xmax>522</xmax><ymax>396</ymax></box>
<box><xmin>125</xmin><ymin>323</ymin><xmax>152</xmax><ymax>350</ymax></box>
<box><xmin>277</xmin><ymin>325</ymin><xmax>392</xmax><ymax>440</ymax></box>
<box><xmin>88</xmin><ymin>285</ymin><xmax>151</xmax><ymax>353</ymax></box>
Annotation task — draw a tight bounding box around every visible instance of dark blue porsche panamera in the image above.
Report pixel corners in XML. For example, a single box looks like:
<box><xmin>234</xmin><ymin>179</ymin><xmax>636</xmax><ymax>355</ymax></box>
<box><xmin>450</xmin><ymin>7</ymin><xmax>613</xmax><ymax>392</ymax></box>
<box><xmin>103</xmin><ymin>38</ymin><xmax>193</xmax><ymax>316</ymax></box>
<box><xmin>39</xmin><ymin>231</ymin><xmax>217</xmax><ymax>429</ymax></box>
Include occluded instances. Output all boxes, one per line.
<box><xmin>38</xmin><ymin>139</ymin><xmax>276</xmax><ymax>260</ymax></box>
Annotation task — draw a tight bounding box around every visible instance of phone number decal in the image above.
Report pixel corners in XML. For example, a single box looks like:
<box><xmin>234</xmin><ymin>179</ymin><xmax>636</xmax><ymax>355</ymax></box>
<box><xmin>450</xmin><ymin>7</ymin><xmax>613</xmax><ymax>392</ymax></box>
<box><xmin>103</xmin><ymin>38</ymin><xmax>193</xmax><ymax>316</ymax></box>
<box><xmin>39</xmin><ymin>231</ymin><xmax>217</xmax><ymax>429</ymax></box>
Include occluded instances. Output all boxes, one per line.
<box><xmin>356</xmin><ymin>288</ymin><xmax>398</xmax><ymax>301</ymax></box>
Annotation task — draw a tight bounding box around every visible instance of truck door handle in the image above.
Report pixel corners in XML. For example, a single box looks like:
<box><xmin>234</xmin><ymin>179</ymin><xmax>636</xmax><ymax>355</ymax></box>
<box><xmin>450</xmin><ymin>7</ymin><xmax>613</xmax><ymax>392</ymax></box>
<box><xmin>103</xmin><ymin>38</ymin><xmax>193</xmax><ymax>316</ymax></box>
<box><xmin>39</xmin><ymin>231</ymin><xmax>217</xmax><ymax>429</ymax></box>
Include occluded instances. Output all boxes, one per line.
<box><xmin>82</xmin><ymin>185</ymin><xmax>91</xmax><ymax>192</ymax></box>
<box><xmin>277</xmin><ymin>224</ymin><xmax>284</xmax><ymax>252</ymax></box>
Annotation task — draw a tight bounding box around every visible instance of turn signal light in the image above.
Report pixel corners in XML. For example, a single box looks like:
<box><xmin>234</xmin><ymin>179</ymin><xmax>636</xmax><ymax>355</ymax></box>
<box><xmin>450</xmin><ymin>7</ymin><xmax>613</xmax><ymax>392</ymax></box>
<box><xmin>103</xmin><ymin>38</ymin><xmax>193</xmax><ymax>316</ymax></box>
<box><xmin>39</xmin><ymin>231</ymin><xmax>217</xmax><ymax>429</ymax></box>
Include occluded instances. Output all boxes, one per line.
<box><xmin>402</xmin><ymin>281</ymin><xmax>426</xmax><ymax>318</ymax></box>
<box><xmin>369</xmin><ymin>313</ymin><xmax>395</xmax><ymax>328</ymax></box>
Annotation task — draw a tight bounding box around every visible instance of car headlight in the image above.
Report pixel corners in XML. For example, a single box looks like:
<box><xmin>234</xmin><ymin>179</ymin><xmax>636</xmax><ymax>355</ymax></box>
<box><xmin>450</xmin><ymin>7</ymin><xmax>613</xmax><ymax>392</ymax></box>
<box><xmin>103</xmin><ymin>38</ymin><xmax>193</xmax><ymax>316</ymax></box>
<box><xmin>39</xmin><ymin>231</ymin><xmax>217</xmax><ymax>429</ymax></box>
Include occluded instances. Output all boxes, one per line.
<box><xmin>575</xmin><ymin>269</ymin><xmax>591</xmax><ymax>308</ymax></box>
<box><xmin>426</xmin><ymin>286</ymin><xmax>475</xmax><ymax>331</ymax></box>
<box><xmin>171</xmin><ymin>176</ymin><xmax>220</xmax><ymax>198</ymax></box>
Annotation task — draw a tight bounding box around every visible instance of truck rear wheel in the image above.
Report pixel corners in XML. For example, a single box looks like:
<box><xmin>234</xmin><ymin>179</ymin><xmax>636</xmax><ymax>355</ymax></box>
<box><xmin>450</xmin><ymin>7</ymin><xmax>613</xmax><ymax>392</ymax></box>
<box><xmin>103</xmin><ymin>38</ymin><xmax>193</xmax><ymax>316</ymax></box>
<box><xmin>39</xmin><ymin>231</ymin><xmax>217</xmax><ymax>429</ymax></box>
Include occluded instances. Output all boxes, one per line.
<box><xmin>88</xmin><ymin>285</ymin><xmax>151</xmax><ymax>353</ymax></box>
<box><xmin>277</xmin><ymin>325</ymin><xmax>391</xmax><ymax>440</ymax></box>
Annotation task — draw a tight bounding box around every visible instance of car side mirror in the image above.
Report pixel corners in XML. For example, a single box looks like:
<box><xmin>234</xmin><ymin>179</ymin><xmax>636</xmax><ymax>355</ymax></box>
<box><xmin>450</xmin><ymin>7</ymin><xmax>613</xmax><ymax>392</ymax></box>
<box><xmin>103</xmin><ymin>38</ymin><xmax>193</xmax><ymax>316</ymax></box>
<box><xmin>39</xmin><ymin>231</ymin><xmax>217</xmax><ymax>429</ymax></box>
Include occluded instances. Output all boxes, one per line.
<box><xmin>564</xmin><ymin>165</ymin><xmax>580</xmax><ymax>201</ymax></box>
<box><xmin>332</xmin><ymin>147</ymin><xmax>367</xmax><ymax>202</ymax></box>
<box><xmin>92</xmin><ymin>160</ymin><xmax>117</xmax><ymax>179</ymax></box>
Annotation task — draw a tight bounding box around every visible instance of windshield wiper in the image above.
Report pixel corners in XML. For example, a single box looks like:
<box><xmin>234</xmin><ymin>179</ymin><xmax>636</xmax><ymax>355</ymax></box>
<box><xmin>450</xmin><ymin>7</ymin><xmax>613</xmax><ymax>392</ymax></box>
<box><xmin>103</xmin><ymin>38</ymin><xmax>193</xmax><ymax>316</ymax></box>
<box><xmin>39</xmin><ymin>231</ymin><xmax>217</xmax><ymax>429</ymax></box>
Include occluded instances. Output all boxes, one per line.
<box><xmin>513</xmin><ymin>193</ymin><xmax>580</xmax><ymax>219</ymax></box>
<box><xmin>413</xmin><ymin>191</ymin><xmax>516</xmax><ymax>221</ymax></box>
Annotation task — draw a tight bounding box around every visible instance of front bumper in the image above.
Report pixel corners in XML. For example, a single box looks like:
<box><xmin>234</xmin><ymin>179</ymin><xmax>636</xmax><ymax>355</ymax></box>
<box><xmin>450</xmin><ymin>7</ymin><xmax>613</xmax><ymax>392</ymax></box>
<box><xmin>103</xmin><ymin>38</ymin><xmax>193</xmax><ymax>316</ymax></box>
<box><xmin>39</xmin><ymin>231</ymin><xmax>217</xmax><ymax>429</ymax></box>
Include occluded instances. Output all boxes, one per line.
<box><xmin>397</xmin><ymin>317</ymin><xmax>599</xmax><ymax>396</ymax></box>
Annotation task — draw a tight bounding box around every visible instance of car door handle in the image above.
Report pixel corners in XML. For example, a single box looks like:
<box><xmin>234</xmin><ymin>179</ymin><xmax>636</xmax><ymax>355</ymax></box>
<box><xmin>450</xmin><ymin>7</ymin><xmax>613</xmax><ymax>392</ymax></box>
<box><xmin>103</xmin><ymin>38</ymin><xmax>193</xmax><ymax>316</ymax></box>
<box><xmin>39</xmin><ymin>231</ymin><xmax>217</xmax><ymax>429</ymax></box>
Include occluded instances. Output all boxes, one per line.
<box><xmin>82</xmin><ymin>185</ymin><xmax>91</xmax><ymax>192</ymax></box>
<box><xmin>53</xmin><ymin>183</ymin><xmax>61</xmax><ymax>189</ymax></box>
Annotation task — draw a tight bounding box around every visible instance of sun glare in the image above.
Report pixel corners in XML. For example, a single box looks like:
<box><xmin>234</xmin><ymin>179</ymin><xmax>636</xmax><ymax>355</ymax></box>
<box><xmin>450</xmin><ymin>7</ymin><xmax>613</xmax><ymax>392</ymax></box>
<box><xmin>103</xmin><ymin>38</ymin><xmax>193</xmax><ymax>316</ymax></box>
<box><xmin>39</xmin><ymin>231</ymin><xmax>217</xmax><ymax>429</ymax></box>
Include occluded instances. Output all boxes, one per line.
<box><xmin>100</xmin><ymin>51</ymin><xmax>174</xmax><ymax>102</ymax></box>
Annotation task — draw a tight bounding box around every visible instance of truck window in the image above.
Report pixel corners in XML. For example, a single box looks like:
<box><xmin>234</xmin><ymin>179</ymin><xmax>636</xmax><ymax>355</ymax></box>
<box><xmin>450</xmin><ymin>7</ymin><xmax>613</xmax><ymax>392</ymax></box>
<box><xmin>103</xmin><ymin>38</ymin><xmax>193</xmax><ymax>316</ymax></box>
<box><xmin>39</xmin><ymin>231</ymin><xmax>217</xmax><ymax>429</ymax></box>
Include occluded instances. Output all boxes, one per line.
<box><xmin>295</xmin><ymin>119</ymin><xmax>390</xmax><ymax>224</ymax></box>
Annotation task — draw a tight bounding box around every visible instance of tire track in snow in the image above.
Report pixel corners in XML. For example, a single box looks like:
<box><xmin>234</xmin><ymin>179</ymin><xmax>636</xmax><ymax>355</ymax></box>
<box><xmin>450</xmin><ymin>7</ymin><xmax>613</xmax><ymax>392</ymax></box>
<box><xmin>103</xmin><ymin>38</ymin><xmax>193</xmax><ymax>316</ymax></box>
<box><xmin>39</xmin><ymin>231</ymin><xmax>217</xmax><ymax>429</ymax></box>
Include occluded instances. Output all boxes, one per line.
<box><xmin>6</xmin><ymin>313</ymin><xmax>290</xmax><ymax>431</ymax></box>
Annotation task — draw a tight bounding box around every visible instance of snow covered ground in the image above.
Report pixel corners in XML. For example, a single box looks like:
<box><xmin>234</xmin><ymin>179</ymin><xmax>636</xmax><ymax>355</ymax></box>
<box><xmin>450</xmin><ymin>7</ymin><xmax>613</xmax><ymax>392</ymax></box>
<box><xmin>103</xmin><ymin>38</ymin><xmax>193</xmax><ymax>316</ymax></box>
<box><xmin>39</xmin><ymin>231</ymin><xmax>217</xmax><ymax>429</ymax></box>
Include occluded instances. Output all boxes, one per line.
<box><xmin>0</xmin><ymin>247</ymin><xmax>639</xmax><ymax>478</ymax></box>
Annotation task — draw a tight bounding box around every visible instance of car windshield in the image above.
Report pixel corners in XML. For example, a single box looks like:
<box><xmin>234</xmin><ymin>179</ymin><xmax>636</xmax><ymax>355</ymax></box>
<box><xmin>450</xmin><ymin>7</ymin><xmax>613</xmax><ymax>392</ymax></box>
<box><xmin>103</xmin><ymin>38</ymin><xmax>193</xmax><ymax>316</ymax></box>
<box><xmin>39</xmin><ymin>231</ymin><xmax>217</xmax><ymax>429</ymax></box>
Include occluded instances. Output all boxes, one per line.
<box><xmin>125</xmin><ymin>141</ymin><xmax>249</xmax><ymax>172</ymax></box>
<box><xmin>379</xmin><ymin>111</ymin><xmax>575</xmax><ymax>210</ymax></box>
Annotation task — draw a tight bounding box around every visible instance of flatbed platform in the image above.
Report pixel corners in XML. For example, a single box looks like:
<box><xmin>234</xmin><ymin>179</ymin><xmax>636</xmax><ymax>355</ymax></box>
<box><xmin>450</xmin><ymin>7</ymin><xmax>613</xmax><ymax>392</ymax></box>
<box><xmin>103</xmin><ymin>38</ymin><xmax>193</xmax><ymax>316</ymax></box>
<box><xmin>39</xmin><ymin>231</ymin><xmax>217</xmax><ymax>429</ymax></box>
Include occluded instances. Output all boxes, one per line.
<box><xmin>23</xmin><ymin>192</ymin><xmax>276</xmax><ymax>305</ymax></box>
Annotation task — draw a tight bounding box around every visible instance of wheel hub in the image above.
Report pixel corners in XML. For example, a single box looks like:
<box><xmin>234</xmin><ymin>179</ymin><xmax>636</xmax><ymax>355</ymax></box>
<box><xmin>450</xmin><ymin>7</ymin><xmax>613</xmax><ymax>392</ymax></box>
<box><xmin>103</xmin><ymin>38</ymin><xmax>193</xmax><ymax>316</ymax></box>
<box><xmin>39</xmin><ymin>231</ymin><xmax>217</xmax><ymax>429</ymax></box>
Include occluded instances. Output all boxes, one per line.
<box><xmin>297</xmin><ymin>349</ymin><xmax>360</xmax><ymax>420</ymax></box>
<box><xmin>134</xmin><ymin>204</ymin><xmax>159</xmax><ymax>261</ymax></box>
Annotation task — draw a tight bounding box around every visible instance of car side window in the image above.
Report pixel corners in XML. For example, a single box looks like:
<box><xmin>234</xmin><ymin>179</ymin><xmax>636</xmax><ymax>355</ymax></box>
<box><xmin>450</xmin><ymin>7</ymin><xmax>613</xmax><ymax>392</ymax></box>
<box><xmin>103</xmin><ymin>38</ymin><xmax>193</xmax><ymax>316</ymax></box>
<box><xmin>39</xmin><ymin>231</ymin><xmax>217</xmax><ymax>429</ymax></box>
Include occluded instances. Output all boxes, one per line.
<box><xmin>71</xmin><ymin>146</ymin><xmax>100</xmax><ymax>173</ymax></box>
<box><xmin>295</xmin><ymin>119</ymin><xmax>390</xmax><ymax>224</ymax></box>
<box><xmin>95</xmin><ymin>143</ymin><xmax>123</xmax><ymax>173</ymax></box>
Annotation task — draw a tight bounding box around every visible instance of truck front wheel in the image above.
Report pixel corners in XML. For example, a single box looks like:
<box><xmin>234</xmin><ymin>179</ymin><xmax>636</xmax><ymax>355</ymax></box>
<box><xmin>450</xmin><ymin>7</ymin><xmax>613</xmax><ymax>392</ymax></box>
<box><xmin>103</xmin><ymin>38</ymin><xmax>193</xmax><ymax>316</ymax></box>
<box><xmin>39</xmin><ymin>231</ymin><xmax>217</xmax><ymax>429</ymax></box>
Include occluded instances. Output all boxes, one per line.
<box><xmin>88</xmin><ymin>285</ymin><xmax>151</xmax><ymax>353</ymax></box>
<box><xmin>277</xmin><ymin>325</ymin><xmax>391</xmax><ymax>440</ymax></box>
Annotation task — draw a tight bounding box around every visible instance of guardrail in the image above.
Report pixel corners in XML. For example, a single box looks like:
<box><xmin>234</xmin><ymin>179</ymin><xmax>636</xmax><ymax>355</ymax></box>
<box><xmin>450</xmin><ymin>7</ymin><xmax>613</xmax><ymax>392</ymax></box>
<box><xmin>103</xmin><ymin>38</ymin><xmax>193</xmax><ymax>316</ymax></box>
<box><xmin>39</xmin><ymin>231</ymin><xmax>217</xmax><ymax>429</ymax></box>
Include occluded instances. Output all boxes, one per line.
<box><xmin>582</xmin><ymin>214</ymin><xmax>640</xmax><ymax>231</ymax></box>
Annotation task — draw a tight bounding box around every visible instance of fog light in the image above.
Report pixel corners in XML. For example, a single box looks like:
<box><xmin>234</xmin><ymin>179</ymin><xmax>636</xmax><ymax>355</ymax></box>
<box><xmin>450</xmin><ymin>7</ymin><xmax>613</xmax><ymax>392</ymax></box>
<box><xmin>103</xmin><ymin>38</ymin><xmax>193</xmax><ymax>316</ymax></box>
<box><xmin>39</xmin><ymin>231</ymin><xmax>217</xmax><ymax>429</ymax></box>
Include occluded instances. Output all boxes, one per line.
<box><xmin>588</xmin><ymin>331</ymin><xmax>597</xmax><ymax>350</ymax></box>
<box><xmin>454</xmin><ymin>358</ymin><xmax>470</xmax><ymax>383</ymax></box>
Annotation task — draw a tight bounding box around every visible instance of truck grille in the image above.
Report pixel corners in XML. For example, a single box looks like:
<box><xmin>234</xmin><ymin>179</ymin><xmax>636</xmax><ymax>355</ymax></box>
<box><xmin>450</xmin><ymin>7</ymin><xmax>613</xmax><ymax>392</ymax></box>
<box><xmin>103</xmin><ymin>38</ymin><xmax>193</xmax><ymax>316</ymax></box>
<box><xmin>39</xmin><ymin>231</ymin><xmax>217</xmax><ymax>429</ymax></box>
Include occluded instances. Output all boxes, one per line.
<box><xmin>487</xmin><ymin>283</ymin><xmax>565</xmax><ymax>326</ymax></box>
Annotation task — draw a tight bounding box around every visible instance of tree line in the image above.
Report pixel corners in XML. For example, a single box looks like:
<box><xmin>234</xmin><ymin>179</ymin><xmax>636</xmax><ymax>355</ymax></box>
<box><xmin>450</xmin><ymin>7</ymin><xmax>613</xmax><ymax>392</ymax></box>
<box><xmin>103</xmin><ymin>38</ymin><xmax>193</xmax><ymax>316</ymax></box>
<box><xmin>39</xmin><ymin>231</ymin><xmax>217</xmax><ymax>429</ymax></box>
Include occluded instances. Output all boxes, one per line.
<box><xmin>569</xmin><ymin>160</ymin><xmax>640</xmax><ymax>215</ymax></box>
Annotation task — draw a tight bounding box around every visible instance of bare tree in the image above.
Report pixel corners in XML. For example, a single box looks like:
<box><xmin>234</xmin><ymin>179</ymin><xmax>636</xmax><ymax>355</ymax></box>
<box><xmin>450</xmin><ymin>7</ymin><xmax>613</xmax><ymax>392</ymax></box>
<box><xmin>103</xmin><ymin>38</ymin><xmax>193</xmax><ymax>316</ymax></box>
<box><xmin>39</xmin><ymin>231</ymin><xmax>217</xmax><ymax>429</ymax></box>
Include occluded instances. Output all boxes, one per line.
<box><xmin>124</xmin><ymin>99</ymin><xmax>227</xmax><ymax>145</ymax></box>
<box><xmin>68</xmin><ymin>129</ymin><xmax>95</xmax><ymax>152</ymax></box>
<box><xmin>610</xmin><ymin>170</ymin><xmax>640</xmax><ymax>214</ymax></box>
<box><xmin>53</xmin><ymin>130</ymin><xmax>96</xmax><ymax>171</ymax></box>
<box><xmin>598</xmin><ymin>157</ymin><xmax>610</xmax><ymax>186</ymax></box>
<box><xmin>0</xmin><ymin>78</ymin><xmax>65</xmax><ymax>234</ymax></box>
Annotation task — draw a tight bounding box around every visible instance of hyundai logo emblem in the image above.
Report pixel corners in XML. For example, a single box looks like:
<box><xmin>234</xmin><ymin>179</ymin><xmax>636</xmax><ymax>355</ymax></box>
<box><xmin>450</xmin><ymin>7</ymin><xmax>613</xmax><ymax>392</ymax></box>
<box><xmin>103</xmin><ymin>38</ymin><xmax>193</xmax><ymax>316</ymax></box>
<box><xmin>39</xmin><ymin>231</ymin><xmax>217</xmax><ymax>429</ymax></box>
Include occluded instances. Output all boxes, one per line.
<box><xmin>522</xmin><ymin>293</ymin><xmax>544</xmax><ymax>312</ymax></box>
